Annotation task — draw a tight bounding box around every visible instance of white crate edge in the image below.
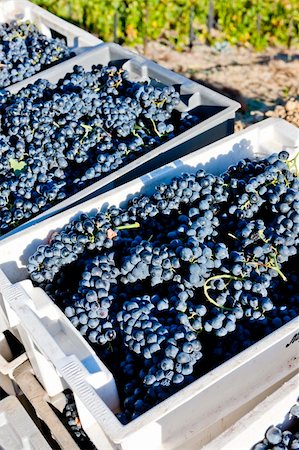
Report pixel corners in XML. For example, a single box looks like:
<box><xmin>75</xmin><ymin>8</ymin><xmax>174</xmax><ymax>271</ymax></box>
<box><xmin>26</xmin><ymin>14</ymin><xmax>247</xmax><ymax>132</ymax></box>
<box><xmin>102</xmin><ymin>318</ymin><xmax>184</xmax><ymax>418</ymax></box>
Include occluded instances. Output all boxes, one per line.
<box><xmin>0</xmin><ymin>332</ymin><xmax>22</xmax><ymax>396</ymax></box>
<box><xmin>0</xmin><ymin>0</ymin><xmax>101</xmax><ymax>48</ymax></box>
<box><xmin>0</xmin><ymin>396</ymin><xmax>52</xmax><ymax>449</ymax></box>
<box><xmin>202</xmin><ymin>374</ymin><xmax>299</xmax><ymax>450</ymax></box>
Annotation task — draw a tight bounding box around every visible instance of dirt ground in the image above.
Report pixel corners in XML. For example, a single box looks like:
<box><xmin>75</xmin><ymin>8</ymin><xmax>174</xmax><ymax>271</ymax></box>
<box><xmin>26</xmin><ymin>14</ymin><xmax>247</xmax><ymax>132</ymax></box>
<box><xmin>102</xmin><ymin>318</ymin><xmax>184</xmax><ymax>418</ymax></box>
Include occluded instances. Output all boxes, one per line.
<box><xmin>133</xmin><ymin>42</ymin><xmax>299</xmax><ymax>131</ymax></box>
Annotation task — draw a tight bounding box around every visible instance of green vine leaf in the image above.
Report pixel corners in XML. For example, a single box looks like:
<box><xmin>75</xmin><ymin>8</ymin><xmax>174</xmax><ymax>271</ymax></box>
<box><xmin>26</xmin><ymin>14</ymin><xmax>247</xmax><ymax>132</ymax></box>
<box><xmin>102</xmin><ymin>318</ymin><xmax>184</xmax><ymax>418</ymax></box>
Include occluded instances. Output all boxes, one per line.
<box><xmin>9</xmin><ymin>158</ymin><xmax>26</xmax><ymax>174</ymax></box>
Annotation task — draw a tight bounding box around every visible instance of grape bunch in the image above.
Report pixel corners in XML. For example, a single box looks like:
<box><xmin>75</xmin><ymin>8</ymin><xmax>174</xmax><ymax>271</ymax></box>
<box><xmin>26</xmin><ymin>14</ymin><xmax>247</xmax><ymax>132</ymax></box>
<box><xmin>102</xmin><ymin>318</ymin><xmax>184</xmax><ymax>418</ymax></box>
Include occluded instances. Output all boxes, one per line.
<box><xmin>252</xmin><ymin>398</ymin><xmax>299</xmax><ymax>450</ymax></box>
<box><xmin>27</xmin><ymin>151</ymin><xmax>299</xmax><ymax>423</ymax></box>
<box><xmin>209</xmin><ymin>259</ymin><xmax>299</xmax><ymax>366</ymax></box>
<box><xmin>0</xmin><ymin>20</ymin><xmax>74</xmax><ymax>88</ymax></box>
<box><xmin>66</xmin><ymin>253</ymin><xmax>119</xmax><ymax>346</ymax></box>
<box><xmin>117</xmin><ymin>296</ymin><xmax>202</xmax><ymax>386</ymax></box>
<box><xmin>0</xmin><ymin>63</ymin><xmax>199</xmax><ymax>236</ymax></box>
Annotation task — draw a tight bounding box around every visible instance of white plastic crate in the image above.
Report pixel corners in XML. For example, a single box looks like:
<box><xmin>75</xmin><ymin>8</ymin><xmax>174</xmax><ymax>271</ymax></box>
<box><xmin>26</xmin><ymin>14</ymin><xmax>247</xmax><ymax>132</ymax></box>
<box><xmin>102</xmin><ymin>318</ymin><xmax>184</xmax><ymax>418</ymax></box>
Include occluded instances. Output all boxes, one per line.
<box><xmin>0</xmin><ymin>0</ymin><xmax>101</xmax><ymax>47</ymax></box>
<box><xmin>0</xmin><ymin>332</ymin><xmax>22</xmax><ymax>396</ymax></box>
<box><xmin>1</xmin><ymin>42</ymin><xmax>240</xmax><ymax>241</ymax></box>
<box><xmin>0</xmin><ymin>396</ymin><xmax>52</xmax><ymax>449</ymax></box>
<box><xmin>202</xmin><ymin>374</ymin><xmax>299</xmax><ymax>450</ymax></box>
<box><xmin>0</xmin><ymin>0</ymin><xmax>101</xmax><ymax>88</ymax></box>
<box><xmin>2</xmin><ymin>277</ymin><xmax>299</xmax><ymax>450</ymax></box>
<box><xmin>0</xmin><ymin>118</ymin><xmax>298</xmax><ymax>449</ymax></box>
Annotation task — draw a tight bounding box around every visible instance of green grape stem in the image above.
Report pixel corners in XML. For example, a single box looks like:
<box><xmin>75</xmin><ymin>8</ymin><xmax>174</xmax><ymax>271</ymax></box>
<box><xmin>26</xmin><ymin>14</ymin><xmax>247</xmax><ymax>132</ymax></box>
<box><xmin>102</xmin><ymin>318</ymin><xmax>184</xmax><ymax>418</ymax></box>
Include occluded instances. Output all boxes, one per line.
<box><xmin>287</xmin><ymin>151</ymin><xmax>299</xmax><ymax>177</ymax></box>
<box><xmin>247</xmin><ymin>255</ymin><xmax>287</xmax><ymax>282</ymax></box>
<box><xmin>116</xmin><ymin>222</ymin><xmax>141</xmax><ymax>230</ymax></box>
<box><xmin>80</xmin><ymin>124</ymin><xmax>93</xmax><ymax>143</ymax></box>
<box><xmin>203</xmin><ymin>274</ymin><xmax>242</xmax><ymax>310</ymax></box>
<box><xmin>150</xmin><ymin>118</ymin><xmax>161</xmax><ymax>137</ymax></box>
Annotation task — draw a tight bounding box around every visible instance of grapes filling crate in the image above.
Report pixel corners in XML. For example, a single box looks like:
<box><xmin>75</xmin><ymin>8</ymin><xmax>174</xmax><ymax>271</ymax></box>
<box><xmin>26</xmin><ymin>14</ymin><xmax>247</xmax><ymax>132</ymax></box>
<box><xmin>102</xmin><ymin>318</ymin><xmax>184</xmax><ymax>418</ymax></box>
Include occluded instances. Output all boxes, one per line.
<box><xmin>0</xmin><ymin>118</ymin><xmax>298</xmax><ymax>449</ymax></box>
<box><xmin>0</xmin><ymin>42</ymin><xmax>240</xmax><ymax>242</ymax></box>
<box><xmin>0</xmin><ymin>0</ymin><xmax>101</xmax><ymax>89</ymax></box>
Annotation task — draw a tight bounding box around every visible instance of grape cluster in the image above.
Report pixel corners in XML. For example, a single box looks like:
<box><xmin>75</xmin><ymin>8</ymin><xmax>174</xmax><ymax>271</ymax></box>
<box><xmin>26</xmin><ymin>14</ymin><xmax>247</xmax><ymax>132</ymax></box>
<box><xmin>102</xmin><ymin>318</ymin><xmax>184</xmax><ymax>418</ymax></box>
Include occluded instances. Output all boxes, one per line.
<box><xmin>203</xmin><ymin>152</ymin><xmax>299</xmax><ymax>330</ymax></box>
<box><xmin>27</xmin><ymin>151</ymin><xmax>299</xmax><ymax>423</ymax></box>
<box><xmin>117</xmin><ymin>295</ymin><xmax>202</xmax><ymax>387</ymax></box>
<box><xmin>27</xmin><ymin>212</ymin><xmax>113</xmax><ymax>283</ymax></box>
<box><xmin>252</xmin><ymin>398</ymin><xmax>299</xmax><ymax>450</ymax></box>
<box><xmin>198</xmin><ymin>256</ymin><xmax>299</xmax><ymax>375</ymax></box>
<box><xmin>66</xmin><ymin>253</ymin><xmax>119</xmax><ymax>346</ymax></box>
<box><xmin>0</xmin><ymin>63</ymin><xmax>199</xmax><ymax>236</ymax></box>
<box><xmin>0</xmin><ymin>20</ymin><xmax>74</xmax><ymax>88</ymax></box>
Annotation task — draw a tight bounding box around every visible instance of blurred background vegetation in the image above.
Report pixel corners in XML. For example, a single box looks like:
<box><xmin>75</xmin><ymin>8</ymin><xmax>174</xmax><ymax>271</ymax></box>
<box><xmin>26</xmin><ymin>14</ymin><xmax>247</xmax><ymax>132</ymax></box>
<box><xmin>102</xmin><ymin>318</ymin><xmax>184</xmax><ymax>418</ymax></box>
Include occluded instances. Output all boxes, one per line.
<box><xmin>33</xmin><ymin>0</ymin><xmax>299</xmax><ymax>51</ymax></box>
